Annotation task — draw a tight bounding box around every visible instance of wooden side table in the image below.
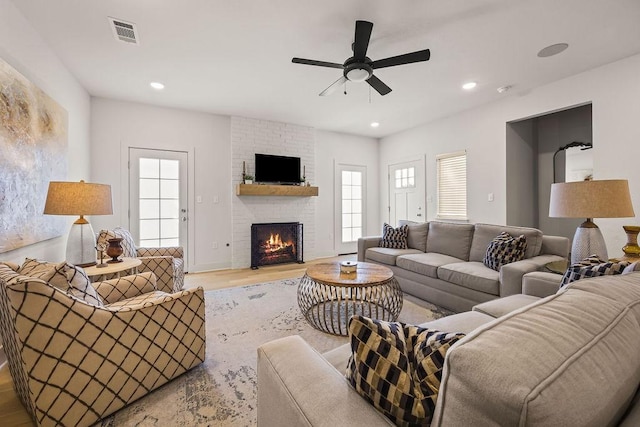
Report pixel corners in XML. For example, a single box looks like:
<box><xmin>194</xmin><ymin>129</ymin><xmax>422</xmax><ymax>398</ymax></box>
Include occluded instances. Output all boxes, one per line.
<box><xmin>83</xmin><ymin>257</ymin><xmax>142</xmax><ymax>282</ymax></box>
<box><xmin>297</xmin><ymin>262</ymin><xmax>403</xmax><ymax>336</ymax></box>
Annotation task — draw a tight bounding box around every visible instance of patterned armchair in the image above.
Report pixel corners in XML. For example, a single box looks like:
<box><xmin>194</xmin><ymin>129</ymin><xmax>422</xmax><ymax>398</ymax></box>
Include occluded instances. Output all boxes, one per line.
<box><xmin>0</xmin><ymin>261</ymin><xmax>205</xmax><ymax>427</ymax></box>
<box><xmin>97</xmin><ymin>227</ymin><xmax>185</xmax><ymax>293</ymax></box>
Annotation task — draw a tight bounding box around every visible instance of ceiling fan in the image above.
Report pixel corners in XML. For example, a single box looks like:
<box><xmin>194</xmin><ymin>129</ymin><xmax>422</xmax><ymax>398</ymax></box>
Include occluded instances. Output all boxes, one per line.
<box><xmin>292</xmin><ymin>20</ymin><xmax>430</xmax><ymax>96</ymax></box>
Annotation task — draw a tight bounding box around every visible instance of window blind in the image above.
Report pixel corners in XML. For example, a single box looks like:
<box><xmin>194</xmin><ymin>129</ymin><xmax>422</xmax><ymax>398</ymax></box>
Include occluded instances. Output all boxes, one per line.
<box><xmin>436</xmin><ymin>151</ymin><xmax>467</xmax><ymax>219</ymax></box>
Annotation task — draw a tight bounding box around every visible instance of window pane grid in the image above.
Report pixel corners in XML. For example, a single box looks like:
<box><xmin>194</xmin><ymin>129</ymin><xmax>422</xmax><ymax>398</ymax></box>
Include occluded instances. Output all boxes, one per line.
<box><xmin>138</xmin><ymin>158</ymin><xmax>181</xmax><ymax>247</ymax></box>
<box><xmin>341</xmin><ymin>170</ymin><xmax>363</xmax><ymax>243</ymax></box>
<box><xmin>394</xmin><ymin>167</ymin><xmax>416</xmax><ymax>189</ymax></box>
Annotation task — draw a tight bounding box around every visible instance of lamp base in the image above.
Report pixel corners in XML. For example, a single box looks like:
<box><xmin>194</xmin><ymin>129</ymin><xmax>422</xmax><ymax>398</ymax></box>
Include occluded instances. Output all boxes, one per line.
<box><xmin>622</xmin><ymin>225</ymin><xmax>640</xmax><ymax>259</ymax></box>
<box><xmin>66</xmin><ymin>220</ymin><xmax>97</xmax><ymax>267</ymax></box>
<box><xmin>570</xmin><ymin>219</ymin><xmax>608</xmax><ymax>264</ymax></box>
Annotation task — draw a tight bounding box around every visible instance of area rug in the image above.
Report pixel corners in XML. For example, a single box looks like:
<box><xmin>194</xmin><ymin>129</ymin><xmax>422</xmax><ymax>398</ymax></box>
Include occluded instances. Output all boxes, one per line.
<box><xmin>100</xmin><ymin>278</ymin><xmax>451</xmax><ymax>426</ymax></box>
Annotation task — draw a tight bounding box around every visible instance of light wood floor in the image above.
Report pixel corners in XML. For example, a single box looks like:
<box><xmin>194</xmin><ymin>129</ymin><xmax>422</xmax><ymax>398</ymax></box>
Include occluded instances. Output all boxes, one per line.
<box><xmin>0</xmin><ymin>254</ymin><xmax>355</xmax><ymax>426</ymax></box>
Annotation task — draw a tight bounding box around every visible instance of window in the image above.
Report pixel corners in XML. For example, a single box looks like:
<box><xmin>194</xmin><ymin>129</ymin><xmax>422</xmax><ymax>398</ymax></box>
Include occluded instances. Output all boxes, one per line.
<box><xmin>341</xmin><ymin>170</ymin><xmax>363</xmax><ymax>243</ymax></box>
<box><xmin>436</xmin><ymin>150</ymin><xmax>467</xmax><ymax>219</ymax></box>
<box><xmin>394</xmin><ymin>167</ymin><xmax>415</xmax><ymax>189</ymax></box>
<box><xmin>138</xmin><ymin>157</ymin><xmax>180</xmax><ymax>247</ymax></box>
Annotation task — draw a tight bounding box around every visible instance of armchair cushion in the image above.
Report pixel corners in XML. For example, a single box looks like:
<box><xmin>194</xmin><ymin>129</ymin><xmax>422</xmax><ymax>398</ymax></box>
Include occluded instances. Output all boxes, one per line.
<box><xmin>92</xmin><ymin>272</ymin><xmax>157</xmax><ymax>304</ymax></box>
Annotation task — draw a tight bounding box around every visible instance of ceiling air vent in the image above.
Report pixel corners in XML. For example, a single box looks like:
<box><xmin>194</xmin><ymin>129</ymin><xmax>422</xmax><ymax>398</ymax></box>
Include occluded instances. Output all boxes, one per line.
<box><xmin>108</xmin><ymin>17</ymin><xmax>139</xmax><ymax>45</ymax></box>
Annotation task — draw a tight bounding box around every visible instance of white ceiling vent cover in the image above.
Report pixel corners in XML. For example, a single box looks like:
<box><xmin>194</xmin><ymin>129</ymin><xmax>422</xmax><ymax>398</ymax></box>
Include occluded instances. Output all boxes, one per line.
<box><xmin>108</xmin><ymin>17</ymin><xmax>139</xmax><ymax>45</ymax></box>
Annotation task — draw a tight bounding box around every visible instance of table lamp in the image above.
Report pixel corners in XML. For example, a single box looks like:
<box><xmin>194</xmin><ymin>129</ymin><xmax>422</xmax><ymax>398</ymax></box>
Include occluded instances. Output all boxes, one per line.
<box><xmin>44</xmin><ymin>180</ymin><xmax>113</xmax><ymax>266</ymax></box>
<box><xmin>549</xmin><ymin>179</ymin><xmax>635</xmax><ymax>263</ymax></box>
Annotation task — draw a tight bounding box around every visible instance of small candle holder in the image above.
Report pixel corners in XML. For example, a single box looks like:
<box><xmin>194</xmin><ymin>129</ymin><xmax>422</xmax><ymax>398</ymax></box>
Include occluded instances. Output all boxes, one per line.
<box><xmin>96</xmin><ymin>242</ymin><xmax>108</xmax><ymax>268</ymax></box>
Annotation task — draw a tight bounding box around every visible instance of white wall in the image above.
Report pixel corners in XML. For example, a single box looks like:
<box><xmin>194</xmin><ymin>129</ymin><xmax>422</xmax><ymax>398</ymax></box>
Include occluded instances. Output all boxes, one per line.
<box><xmin>380</xmin><ymin>53</ymin><xmax>640</xmax><ymax>256</ymax></box>
<box><xmin>315</xmin><ymin>130</ymin><xmax>379</xmax><ymax>256</ymax></box>
<box><xmin>0</xmin><ymin>0</ymin><xmax>91</xmax><ymax>265</ymax></box>
<box><xmin>90</xmin><ymin>98</ymin><xmax>232</xmax><ymax>272</ymax></box>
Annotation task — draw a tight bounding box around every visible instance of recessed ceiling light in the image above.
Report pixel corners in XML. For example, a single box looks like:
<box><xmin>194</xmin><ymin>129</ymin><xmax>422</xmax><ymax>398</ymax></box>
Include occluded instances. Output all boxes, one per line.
<box><xmin>462</xmin><ymin>82</ymin><xmax>477</xmax><ymax>90</ymax></box>
<box><xmin>370</xmin><ymin>122</ymin><xmax>380</xmax><ymax>128</ymax></box>
<box><xmin>537</xmin><ymin>43</ymin><xmax>569</xmax><ymax>58</ymax></box>
<box><xmin>150</xmin><ymin>81</ymin><xmax>165</xmax><ymax>90</ymax></box>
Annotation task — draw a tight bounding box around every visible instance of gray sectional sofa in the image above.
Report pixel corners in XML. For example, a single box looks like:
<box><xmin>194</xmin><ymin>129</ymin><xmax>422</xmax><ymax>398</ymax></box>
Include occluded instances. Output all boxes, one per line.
<box><xmin>358</xmin><ymin>221</ymin><xmax>570</xmax><ymax>312</ymax></box>
<box><xmin>257</xmin><ymin>272</ymin><xmax>640</xmax><ymax>426</ymax></box>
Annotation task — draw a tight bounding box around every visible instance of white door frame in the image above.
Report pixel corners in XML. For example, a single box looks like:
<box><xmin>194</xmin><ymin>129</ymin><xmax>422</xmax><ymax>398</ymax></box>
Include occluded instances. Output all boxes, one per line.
<box><xmin>128</xmin><ymin>147</ymin><xmax>189</xmax><ymax>269</ymax></box>
<box><xmin>388</xmin><ymin>157</ymin><xmax>426</xmax><ymax>224</ymax></box>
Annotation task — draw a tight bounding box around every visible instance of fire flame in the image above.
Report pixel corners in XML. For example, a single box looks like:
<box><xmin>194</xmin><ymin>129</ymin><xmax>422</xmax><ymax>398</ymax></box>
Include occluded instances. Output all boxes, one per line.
<box><xmin>268</xmin><ymin>233</ymin><xmax>284</xmax><ymax>248</ymax></box>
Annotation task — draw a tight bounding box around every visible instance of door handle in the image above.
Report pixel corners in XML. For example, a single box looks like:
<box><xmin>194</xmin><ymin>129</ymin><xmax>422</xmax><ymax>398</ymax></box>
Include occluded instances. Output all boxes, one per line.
<box><xmin>416</xmin><ymin>213</ymin><xmax>422</xmax><ymax>217</ymax></box>
<box><xmin>182</xmin><ymin>217</ymin><xmax>187</xmax><ymax>222</ymax></box>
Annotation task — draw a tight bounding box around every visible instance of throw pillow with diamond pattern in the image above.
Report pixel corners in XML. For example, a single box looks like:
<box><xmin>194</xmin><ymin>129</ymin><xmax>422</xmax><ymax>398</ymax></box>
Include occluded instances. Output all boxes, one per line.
<box><xmin>483</xmin><ymin>231</ymin><xmax>527</xmax><ymax>271</ymax></box>
<box><xmin>560</xmin><ymin>255</ymin><xmax>630</xmax><ymax>288</ymax></box>
<box><xmin>380</xmin><ymin>223</ymin><xmax>409</xmax><ymax>249</ymax></box>
<box><xmin>346</xmin><ymin>315</ymin><xmax>465</xmax><ymax>426</ymax></box>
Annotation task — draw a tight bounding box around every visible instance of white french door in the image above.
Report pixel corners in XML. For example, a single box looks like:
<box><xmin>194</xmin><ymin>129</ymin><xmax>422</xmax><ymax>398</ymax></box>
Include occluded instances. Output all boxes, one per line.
<box><xmin>335</xmin><ymin>164</ymin><xmax>367</xmax><ymax>254</ymax></box>
<box><xmin>129</xmin><ymin>148</ymin><xmax>188</xmax><ymax>263</ymax></box>
<box><xmin>388</xmin><ymin>159</ymin><xmax>425</xmax><ymax>225</ymax></box>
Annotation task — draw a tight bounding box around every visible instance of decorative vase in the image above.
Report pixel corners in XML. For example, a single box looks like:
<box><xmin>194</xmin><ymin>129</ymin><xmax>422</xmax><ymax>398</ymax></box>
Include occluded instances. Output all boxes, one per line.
<box><xmin>622</xmin><ymin>225</ymin><xmax>640</xmax><ymax>259</ymax></box>
<box><xmin>106</xmin><ymin>238</ymin><xmax>124</xmax><ymax>263</ymax></box>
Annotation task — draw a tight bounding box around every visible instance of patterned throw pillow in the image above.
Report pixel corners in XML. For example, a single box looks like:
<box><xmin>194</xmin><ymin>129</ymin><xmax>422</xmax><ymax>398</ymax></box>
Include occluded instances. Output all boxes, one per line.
<box><xmin>97</xmin><ymin>227</ymin><xmax>137</xmax><ymax>258</ymax></box>
<box><xmin>483</xmin><ymin>232</ymin><xmax>527</xmax><ymax>271</ymax></box>
<box><xmin>560</xmin><ymin>255</ymin><xmax>630</xmax><ymax>287</ymax></box>
<box><xmin>346</xmin><ymin>315</ymin><xmax>465</xmax><ymax>426</ymax></box>
<box><xmin>380</xmin><ymin>223</ymin><xmax>409</xmax><ymax>249</ymax></box>
<box><xmin>18</xmin><ymin>258</ymin><xmax>103</xmax><ymax>306</ymax></box>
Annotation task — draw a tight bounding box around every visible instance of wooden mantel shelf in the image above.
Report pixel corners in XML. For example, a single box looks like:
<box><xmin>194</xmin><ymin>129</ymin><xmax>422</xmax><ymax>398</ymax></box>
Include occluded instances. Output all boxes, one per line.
<box><xmin>236</xmin><ymin>184</ymin><xmax>319</xmax><ymax>197</ymax></box>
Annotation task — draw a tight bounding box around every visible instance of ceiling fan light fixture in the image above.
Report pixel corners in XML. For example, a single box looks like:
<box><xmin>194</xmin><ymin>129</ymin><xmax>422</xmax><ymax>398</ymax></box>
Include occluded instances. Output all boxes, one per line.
<box><xmin>346</xmin><ymin>68</ymin><xmax>371</xmax><ymax>83</ymax></box>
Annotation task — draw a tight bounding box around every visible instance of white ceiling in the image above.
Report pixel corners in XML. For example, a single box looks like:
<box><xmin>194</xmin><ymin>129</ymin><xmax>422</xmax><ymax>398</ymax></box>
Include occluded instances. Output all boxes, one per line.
<box><xmin>13</xmin><ymin>0</ymin><xmax>640</xmax><ymax>138</ymax></box>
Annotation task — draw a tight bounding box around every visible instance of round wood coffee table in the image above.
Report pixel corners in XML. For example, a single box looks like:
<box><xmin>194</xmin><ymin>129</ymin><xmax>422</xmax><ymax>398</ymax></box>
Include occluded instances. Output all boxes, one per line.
<box><xmin>297</xmin><ymin>262</ymin><xmax>403</xmax><ymax>336</ymax></box>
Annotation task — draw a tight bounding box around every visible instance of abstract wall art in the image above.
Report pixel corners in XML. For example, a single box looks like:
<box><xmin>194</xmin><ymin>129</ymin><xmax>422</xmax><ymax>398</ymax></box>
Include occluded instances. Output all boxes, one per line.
<box><xmin>0</xmin><ymin>58</ymin><xmax>68</xmax><ymax>253</ymax></box>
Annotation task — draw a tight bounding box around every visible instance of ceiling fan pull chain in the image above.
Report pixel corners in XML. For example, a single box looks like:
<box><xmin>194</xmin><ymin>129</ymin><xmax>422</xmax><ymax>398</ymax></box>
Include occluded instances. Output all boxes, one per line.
<box><xmin>344</xmin><ymin>81</ymin><xmax>347</xmax><ymax>95</ymax></box>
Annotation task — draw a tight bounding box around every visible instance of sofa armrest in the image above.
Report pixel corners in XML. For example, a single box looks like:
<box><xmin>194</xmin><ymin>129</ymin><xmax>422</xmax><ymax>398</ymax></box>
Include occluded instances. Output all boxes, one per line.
<box><xmin>92</xmin><ymin>272</ymin><xmax>157</xmax><ymax>304</ymax></box>
<box><xmin>499</xmin><ymin>255</ymin><xmax>566</xmax><ymax>297</ymax></box>
<box><xmin>541</xmin><ymin>235</ymin><xmax>570</xmax><ymax>258</ymax></box>
<box><xmin>257</xmin><ymin>335</ymin><xmax>393</xmax><ymax>427</ymax></box>
<box><xmin>357</xmin><ymin>236</ymin><xmax>382</xmax><ymax>262</ymax></box>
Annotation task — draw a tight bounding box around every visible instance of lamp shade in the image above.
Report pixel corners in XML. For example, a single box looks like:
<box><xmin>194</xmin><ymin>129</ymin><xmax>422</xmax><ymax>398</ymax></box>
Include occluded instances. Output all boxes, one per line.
<box><xmin>44</xmin><ymin>181</ymin><xmax>113</xmax><ymax>216</ymax></box>
<box><xmin>549</xmin><ymin>179</ymin><xmax>635</xmax><ymax>219</ymax></box>
<box><xmin>43</xmin><ymin>180</ymin><xmax>113</xmax><ymax>267</ymax></box>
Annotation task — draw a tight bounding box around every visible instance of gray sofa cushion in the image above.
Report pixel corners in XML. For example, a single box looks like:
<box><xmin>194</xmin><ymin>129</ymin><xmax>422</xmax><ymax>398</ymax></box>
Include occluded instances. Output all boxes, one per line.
<box><xmin>437</xmin><ymin>261</ymin><xmax>500</xmax><ymax>295</ymax></box>
<box><xmin>365</xmin><ymin>247</ymin><xmax>423</xmax><ymax>266</ymax></box>
<box><xmin>399</xmin><ymin>220</ymin><xmax>428</xmax><ymax>252</ymax></box>
<box><xmin>396</xmin><ymin>253</ymin><xmax>464</xmax><ymax>279</ymax></box>
<box><xmin>426</xmin><ymin>222</ymin><xmax>474</xmax><ymax>261</ymax></box>
<box><xmin>469</xmin><ymin>223</ymin><xmax>543</xmax><ymax>262</ymax></box>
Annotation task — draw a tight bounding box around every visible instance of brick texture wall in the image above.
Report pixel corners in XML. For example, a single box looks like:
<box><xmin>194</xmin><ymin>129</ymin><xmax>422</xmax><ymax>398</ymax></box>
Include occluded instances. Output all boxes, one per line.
<box><xmin>231</xmin><ymin>117</ymin><xmax>316</xmax><ymax>268</ymax></box>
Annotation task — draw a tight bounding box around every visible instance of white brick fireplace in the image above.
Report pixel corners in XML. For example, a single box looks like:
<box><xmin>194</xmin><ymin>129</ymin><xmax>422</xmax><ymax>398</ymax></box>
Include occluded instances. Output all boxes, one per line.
<box><xmin>231</xmin><ymin>117</ymin><xmax>316</xmax><ymax>268</ymax></box>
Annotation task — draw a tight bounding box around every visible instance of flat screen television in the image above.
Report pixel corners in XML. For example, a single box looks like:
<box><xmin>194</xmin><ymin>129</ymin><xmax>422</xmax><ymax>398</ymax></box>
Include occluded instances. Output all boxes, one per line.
<box><xmin>255</xmin><ymin>154</ymin><xmax>301</xmax><ymax>184</ymax></box>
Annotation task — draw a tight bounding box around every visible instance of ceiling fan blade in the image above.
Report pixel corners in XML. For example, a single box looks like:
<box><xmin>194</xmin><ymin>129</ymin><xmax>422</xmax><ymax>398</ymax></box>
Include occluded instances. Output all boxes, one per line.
<box><xmin>367</xmin><ymin>75</ymin><xmax>392</xmax><ymax>96</ymax></box>
<box><xmin>292</xmin><ymin>57</ymin><xmax>344</xmax><ymax>69</ymax></box>
<box><xmin>371</xmin><ymin>49</ymin><xmax>431</xmax><ymax>69</ymax></box>
<box><xmin>353</xmin><ymin>20</ymin><xmax>373</xmax><ymax>60</ymax></box>
<box><xmin>320</xmin><ymin>76</ymin><xmax>348</xmax><ymax>96</ymax></box>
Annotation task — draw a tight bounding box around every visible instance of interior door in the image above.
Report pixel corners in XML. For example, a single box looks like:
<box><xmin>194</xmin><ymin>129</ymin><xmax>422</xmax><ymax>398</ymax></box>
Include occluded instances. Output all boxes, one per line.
<box><xmin>129</xmin><ymin>148</ymin><xmax>189</xmax><ymax>265</ymax></box>
<box><xmin>389</xmin><ymin>159</ymin><xmax>425</xmax><ymax>225</ymax></box>
<box><xmin>335</xmin><ymin>164</ymin><xmax>366</xmax><ymax>254</ymax></box>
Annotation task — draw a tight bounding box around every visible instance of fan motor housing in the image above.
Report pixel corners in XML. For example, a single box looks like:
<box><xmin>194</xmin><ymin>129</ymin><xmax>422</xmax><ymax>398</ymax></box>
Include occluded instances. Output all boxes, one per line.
<box><xmin>343</xmin><ymin>57</ymin><xmax>373</xmax><ymax>82</ymax></box>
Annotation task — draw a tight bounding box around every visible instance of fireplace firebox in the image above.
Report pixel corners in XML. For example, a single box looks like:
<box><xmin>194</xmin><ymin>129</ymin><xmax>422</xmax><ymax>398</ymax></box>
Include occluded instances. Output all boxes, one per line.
<box><xmin>251</xmin><ymin>222</ymin><xmax>303</xmax><ymax>269</ymax></box>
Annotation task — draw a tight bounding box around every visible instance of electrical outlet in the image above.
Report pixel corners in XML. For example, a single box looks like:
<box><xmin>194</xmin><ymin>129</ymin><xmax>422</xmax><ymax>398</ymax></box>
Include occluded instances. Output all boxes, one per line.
<box><xmin>488</xmin><ymin>193</ymin><xmax>494</xmax><ymax>202</ymax></box>
<box><xmin>212</xmin><ymin>242</ymin><xmax>218</xmax><ymax>249</ymax></box>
